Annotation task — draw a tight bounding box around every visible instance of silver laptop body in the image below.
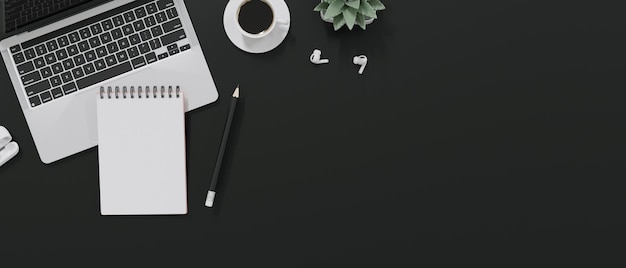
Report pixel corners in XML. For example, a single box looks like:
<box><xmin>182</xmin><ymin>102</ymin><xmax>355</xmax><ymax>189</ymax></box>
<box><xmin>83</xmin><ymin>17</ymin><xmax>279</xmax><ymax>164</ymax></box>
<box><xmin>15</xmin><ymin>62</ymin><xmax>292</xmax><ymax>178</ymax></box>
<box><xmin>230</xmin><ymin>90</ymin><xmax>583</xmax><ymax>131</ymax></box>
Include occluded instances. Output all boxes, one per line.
<box><xmin>0</xmin><ymin>0</ymin><xmax>218</xmax><ymax>163</ymax></box>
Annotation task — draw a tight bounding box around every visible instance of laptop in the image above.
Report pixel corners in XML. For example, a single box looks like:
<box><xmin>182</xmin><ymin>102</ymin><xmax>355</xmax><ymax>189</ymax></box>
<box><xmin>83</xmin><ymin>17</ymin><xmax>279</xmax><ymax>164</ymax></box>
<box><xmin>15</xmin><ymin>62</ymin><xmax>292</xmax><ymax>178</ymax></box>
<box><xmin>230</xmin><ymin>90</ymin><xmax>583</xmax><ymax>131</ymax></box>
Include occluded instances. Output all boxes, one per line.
<box><xmin>0</xmin><ymin>0</ymin><xmax>218</xmax><ymax>164</ymax></box>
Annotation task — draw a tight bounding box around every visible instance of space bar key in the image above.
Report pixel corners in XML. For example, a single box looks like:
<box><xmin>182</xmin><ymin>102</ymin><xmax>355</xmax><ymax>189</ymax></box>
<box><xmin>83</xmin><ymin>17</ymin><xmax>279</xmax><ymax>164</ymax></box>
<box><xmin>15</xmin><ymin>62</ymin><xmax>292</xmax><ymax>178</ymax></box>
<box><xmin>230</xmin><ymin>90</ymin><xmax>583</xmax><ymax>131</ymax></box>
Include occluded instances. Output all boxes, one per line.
<box><xmin>76</xmin><ymin>62</ymin><xmax>132</xmax><ymax>90</ymax></box>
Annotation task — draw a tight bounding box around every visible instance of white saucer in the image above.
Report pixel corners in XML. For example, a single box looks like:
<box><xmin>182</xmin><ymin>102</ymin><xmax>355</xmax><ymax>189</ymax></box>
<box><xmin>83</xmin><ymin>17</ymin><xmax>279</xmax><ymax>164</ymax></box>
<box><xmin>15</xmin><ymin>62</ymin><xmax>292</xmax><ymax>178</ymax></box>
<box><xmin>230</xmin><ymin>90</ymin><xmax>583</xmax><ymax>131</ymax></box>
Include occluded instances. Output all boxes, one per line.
<box><xmin>223</xmin><ymin>0</ymin><xmax>290</xmax><ymax>54</ymax></box>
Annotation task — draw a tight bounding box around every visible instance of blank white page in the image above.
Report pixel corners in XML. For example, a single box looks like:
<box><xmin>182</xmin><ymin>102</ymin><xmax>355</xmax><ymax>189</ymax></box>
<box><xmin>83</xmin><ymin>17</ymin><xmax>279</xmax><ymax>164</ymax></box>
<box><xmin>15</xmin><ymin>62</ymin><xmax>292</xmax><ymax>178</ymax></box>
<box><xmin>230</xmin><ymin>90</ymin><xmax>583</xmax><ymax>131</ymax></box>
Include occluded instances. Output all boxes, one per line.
<box><xmin>97</xmin><ymin>86</ymin><xmax>187</xmax><ymax>215</ymax></box>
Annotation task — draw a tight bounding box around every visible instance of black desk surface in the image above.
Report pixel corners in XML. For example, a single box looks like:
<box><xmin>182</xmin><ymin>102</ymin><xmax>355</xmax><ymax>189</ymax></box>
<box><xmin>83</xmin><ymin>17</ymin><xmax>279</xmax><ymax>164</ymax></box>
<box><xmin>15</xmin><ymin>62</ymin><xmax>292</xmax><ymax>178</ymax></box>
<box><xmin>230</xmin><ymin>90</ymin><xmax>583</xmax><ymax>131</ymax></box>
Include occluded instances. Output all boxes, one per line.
<box><xmin>1</xmin><ymin>0</ymin><xmax>624</xmax><ymax>265</ymax></box>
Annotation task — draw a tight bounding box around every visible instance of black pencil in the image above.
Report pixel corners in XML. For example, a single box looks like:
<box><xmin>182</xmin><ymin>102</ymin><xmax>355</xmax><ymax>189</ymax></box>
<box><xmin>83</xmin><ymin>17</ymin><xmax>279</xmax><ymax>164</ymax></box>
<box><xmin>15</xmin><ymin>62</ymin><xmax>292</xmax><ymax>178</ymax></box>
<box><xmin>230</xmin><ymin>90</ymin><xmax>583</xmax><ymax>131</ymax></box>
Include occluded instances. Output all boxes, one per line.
<box><xmin>206</xmin><ymin>85</ymin><xmax>239</xmax><ymax>207</ymax></box>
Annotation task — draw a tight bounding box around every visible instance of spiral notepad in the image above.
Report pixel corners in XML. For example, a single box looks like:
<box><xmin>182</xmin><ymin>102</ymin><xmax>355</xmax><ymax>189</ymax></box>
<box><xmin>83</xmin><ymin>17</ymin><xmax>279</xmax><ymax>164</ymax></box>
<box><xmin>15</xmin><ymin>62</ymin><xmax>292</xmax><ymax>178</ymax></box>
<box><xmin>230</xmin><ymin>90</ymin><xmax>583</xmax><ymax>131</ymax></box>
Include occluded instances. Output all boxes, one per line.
<box><xmin>96</xmin><ymin>86</ymin><xmax>187</xmax><ymax>215</ymax></box>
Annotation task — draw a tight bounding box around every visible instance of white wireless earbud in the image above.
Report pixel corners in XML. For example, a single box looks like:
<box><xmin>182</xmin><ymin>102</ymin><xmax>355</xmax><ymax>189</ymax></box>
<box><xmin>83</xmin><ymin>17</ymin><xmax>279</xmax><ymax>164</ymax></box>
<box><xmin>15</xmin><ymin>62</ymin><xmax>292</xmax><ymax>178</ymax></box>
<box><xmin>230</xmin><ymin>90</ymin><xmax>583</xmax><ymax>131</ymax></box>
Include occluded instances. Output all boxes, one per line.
<box><xmin>310</xmin><ymin>49</ymin><xmax>329</xmax><ymax>64</ymax></box>
<box><xmin>353</xmin><ymin>55</ymin><xmax>368</xmax><ymax>74</ymax></box>
<box><xmin>0</xmin><ymin>126</ymin><xmax>19</xmax><ymax>167</ymax></box>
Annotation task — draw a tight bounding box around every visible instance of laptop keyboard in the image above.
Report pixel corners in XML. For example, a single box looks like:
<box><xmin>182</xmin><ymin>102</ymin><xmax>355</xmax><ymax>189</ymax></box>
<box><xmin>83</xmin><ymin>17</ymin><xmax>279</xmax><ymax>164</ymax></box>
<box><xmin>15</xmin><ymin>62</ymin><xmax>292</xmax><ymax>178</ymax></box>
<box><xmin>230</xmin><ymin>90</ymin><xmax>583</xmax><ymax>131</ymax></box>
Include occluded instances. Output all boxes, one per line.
<box><xmin>8</xmin><ymin>0</ymin><xmax>191</xmax><ymax>108</ymax></box>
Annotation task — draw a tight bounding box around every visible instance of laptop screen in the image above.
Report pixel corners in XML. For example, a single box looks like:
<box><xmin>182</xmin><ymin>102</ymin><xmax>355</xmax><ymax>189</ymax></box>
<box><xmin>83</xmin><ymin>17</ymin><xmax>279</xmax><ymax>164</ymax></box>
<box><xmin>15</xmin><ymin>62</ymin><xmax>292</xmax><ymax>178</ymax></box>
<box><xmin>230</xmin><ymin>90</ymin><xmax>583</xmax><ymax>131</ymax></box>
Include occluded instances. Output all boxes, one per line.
<box><xmin>1</xmin><ymin>0</ymin><xmax>97</xmax><ymax>38</ymax></box>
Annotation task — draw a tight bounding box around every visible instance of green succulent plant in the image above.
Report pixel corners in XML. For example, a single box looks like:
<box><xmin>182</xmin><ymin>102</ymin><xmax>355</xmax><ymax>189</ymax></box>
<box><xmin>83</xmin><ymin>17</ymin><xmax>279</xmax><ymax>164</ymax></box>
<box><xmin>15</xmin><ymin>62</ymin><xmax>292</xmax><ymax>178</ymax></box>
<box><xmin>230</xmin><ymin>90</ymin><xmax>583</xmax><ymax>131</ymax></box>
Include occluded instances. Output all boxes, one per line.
<box><xmin>314</xmin><ymin>0</ymin><xmax>386</xmax><ymax>30</ymax></box>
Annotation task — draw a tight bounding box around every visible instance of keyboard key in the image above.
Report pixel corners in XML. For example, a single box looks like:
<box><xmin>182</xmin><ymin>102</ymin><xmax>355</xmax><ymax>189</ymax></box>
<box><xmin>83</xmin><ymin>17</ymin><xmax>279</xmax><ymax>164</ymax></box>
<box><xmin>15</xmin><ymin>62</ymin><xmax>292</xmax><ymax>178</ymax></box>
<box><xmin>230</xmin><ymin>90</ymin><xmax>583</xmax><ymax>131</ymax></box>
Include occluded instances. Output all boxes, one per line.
<box><xmin>34</xmin><ymin>57</ymin><xmax>46</xmax><ymax>68</ymax></box>
<box><xmin>56</xmin><ymin>49</ymin><xmax>69</xmax><ymax>60</ymax></box>
<box><xmin>78</xmin><ymin>41</ymin><xmax>90</xmax><ymax>52</ymax></box>
<box><xmin>146</xmin><ymin>3</ymin><xmax>158</xmax><ymax>14</ymax></box>
<box><xmin>129</xmin><ymin>34</ymin><xmax>141</xmax><ymax>45</ymax></box>
<box><xmin>112</xmin><ymin>15</ymin><xmax>125</xmax><ymax>27</ymax></box>
<box><xmin>161</xmin><ymin>29</ymin><xmax>186</xmax><ymax>46</ymax></box>
<box><xmin>102</xmin><ymin>19</ymin><xmax>114</xmax><ymax>31</ymax></box>
<box><xmin>25</xmin><ymin>80</ymin><xmax>49</xmax><ymax>98</ymax></box>
<box><xmin>167</xmin><ymin>43</ymin><xmax>178</xmax><ymax>51</ymax></box>
<box><xmin>68</xmin><ymin>32</ymin><xmax>80</xmax><ymax>43</ymax></box>
<box><xmin>13</xmin><ymin>52</ymin><xmax>25</xmax><ymax>64</ymax></box>
<box><xmin>116</xmin><ymin>51</ymin><xmax>129</xmax><ymax>62</ymax></box>
<box><xmin>67</xmin><ymin>45</ymin><xmax>79</xmax><ymax>56</ymax></box>
<box><xmin>135</xmin><ymin>6</ymin><xmax>147</xmax><ymax>18</ymax></box>
<box><xmin>10</xmin><ymin>45</ymin><xmax>21</xmax><ymax>53</ymax></box>
<box><xmin>83</xmin><ymin>63</ymin><xmax>96</xmax><ymax>75</ymax></box>
<box><xmin>105</xmin><ymin>55</ymin><xmax>117</xmax><ymax>66</ymax></box>
<box><xmin>122</xmin><ymin>25</ymin><xmax>134</xmax><ymax>36</ymax></box>
<box><xmin>22</xmin><ymin>71</ymin><xmax>42</xmax><ymax>86</ymax></box>
<box><xmin>30</xmin><ymin>96</ymin><xmax>42</xmax><ymax>107</ymax></box>
<box><xmin>133</xmin><ymin>20</ymin><xmax>146</xmax><ymax>31</ymax></box>
<box><xmin>74</xmin><ymin>54</ymin><xmax>86</xmax><ymax>66</ymax></box>
<box><xmin>61</xmin><ymin>72</ymin><xmax>73</xmax><ymax>83</ymax></box>
<box><xmin>40</xmin><ymin>91</ymin><xmax>53</xmax><ymax>103</ymax></box>
<box><xmin>157</xmin><ymin>0</ymin><xmax>174</xmax><ymax>10</ymax></box>
<box><xmin>118</xmin><ymin>38</ymin><xmax>130</xmax><ymax>49</ymax></box>
<box><xmin>50</xmin><ymin>75</ymin><xmax>62</xmax><ymax>87</ymax></box>
<box><xmin>131</xmin><ymin>56</ymin><xmax>146</xmax><ymax>68</ymax></box>
<box><xmin>111</xmin><ymin>28</ymin><xmax>123</xmax><ymax>40</ymax></box>
<box><xmin>138</xmin><ymin>43</ymin><xmax>150</xmax><ymax>54</ymax></box>
<box><xmin>96</xmin><ymin>46</ymin><xmax>108</xmax><ymax>58</ymax></box>
<box><xmin>41</xmin><ymin>67</ymin><xmax>53</xmax><ymax>78</ymax></box>
<box><xmin>162</xmin><ymin>18</ymin><xmax>182</xmax><ymax>33</ymax></box>
<box><xmin>107</xmin><ymin>42</ymin><xmax>119</xmax><ymax>54</ymax></box>
<box><xmin>79</xmin><ymin>28</ymin><xmax>92</xmax><ymax>39</ymax></box>
<box><xmin>76</xmin><ymin>62</ymin><xmax>132</xmax><ymax>89</ymax></box>
<box><xmin>17</xmin><ymin>61</ymin><xmax>35</xmax><ymax>75</ymax></box>
<box><xmin>149</xmin><ymin>38</ymin><xmax>162</xmax><ymax>50</ymax></box>
<box><xmin>94</xmin><ymin>59</ymin><xmax>106</xmax><ymax>71</ymax></box>
<box><xmin>63</xmin><ymin>59</ymin><xmax>75</xmax><ymax>70</ymax></box>
<box><xmin>140</xmin><ymin>29</ymin><xmax>152</xmax><ymax>41</ymax></box>
<box><xmin>166</xmin><ymin>8</ymin><xmax>178</xmax><ymax>19</ymax></box>
<box><xmin>51</xmin><ymin>87</ymin><xmax>64</xmax><ymax>99</ymax></box>
<box><xmin>72</xmin><ymin>67</ymin><xmax>85</xmax><ymax>79</ymax></box>
<box><xmin>145</xmin><ymin>52</ymin><xmax>157</xmax><ymax>64</ymax></box>
<box><xmin>169</xmin><ymin>48</ymin><xmax>179</xmax><ymax>56</ymax></box>
<box><xmin>44</xmin><ymin>53</ymin><xmax>57</xmax><ymax>65</ymax></box>
<box><xmin>144</xmin><ymin>16</ymin><xmax>157</xmax><ymax>27</ymax></box>
<box><xmin>35</xmin><ymin>44</ymin><xmax>47</xmax><ymax>56</ymax></box>
<box><xmin>57</xmin><ymin>36</ymin><xmax>70</xmax><ymax>47</ymax></box>
<box><xmin>151</xmin><ymin>25</ymin><xmax>164</xmax><ymax>37</ymax></box>
<box><xmin>155</xmin><ymin>11</ymin><xmax>167</xmax><ymax>23</ymax></box>
<box><xmin>85</xmin><ymin>50</ymin><xmax>97</xmax><ymax>62</ymax></box>
<box><xmin>46</xmin><ymin>40</ymin><xmax>59</xmax><ymax>51</ymax></box>
<box><xmin>90</xmin><ymin>24</ymin><xmax>103</xmax><ymax>35</ymax></box>
<box><xmin>127</xmin><ymin>47</ymin><xmax>140</xmax><ymax>58</ymax></box>
<box><xmin>158</xmin><ymin>53</ymin><xmax>168</xmax><ymax>60</ymax></box>
<box><xmin>24</xmin><ymin>48</ymin><xmax>36</xmax><ymax>60</ymax></box>
<box><xmin>180</xmin><ymin>44</ymin><xmax>190</xmax><ymax>51</ymax></box>
<box><xmin>124</xmin><ymin>11</ymin><xmax>136</xmax><ymax>23</ymax></box>
<box><xmin>51</xmin><ymin>63</ymin><xmax>63</xmax><ymax>74</ymax></box>
<box><xmin>100</xmin><ymin>32</ymin><xmax>113</xmax><ymax>44</ymax></box>
<box><xmin>89</xmin><ymin>36</ymin><xmax>101</xmax><ymax>48</ymax></box>
<box><xmin>62</xmin><ymin>82</ymin><xmax>78</xmax><ymax>94</ymax></box>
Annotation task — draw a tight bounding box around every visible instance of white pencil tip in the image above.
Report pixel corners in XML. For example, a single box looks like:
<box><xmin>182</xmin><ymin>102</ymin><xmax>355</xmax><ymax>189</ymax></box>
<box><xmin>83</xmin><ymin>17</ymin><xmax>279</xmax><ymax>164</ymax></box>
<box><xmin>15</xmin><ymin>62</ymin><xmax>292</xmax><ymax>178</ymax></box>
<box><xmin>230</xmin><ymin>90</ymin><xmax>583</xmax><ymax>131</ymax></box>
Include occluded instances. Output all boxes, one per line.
<box><xmin>205</xmin><ymin>191</ymin><xmax>216</xmax><ymax>207</ymax></box>
<box><xmin>233</xmin><ymin>85</ymin><xmax>239</xmax><ymax>98</ymax></box>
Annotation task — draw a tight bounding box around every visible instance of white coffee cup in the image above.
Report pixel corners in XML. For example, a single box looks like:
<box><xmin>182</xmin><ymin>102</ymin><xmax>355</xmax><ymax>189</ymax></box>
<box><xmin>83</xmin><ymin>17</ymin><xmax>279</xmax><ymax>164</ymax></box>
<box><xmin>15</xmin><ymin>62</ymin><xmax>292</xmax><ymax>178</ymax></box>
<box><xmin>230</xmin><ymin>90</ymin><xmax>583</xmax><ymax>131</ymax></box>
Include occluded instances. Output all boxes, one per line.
<box><xmin>235</xmin><ymin>0</ymin><xmax>289</xmax><ymax>39</ymax></box>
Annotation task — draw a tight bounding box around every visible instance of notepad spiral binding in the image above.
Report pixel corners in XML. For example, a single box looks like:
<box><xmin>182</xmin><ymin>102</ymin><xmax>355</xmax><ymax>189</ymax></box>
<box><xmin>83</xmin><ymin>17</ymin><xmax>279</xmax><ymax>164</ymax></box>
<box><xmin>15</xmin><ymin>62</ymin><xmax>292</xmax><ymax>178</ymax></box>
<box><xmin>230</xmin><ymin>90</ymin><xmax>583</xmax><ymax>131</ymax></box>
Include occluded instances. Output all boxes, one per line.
<box><xmin>99</xmin><ymin>86</ymin><xmax>181</xmax><ymax>99</ymax></box>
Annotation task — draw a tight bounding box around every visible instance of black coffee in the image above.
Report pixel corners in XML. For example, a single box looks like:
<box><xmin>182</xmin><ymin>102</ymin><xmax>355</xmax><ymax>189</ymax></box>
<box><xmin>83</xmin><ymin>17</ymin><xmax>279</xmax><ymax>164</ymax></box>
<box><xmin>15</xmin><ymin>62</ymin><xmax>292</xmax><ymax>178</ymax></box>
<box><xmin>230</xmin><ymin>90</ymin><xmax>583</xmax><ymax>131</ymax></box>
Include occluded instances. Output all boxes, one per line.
<box><xmin>238</xmin><ymin>0</ymin><xmax>274</xmax><ymax>35</ymax></box>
